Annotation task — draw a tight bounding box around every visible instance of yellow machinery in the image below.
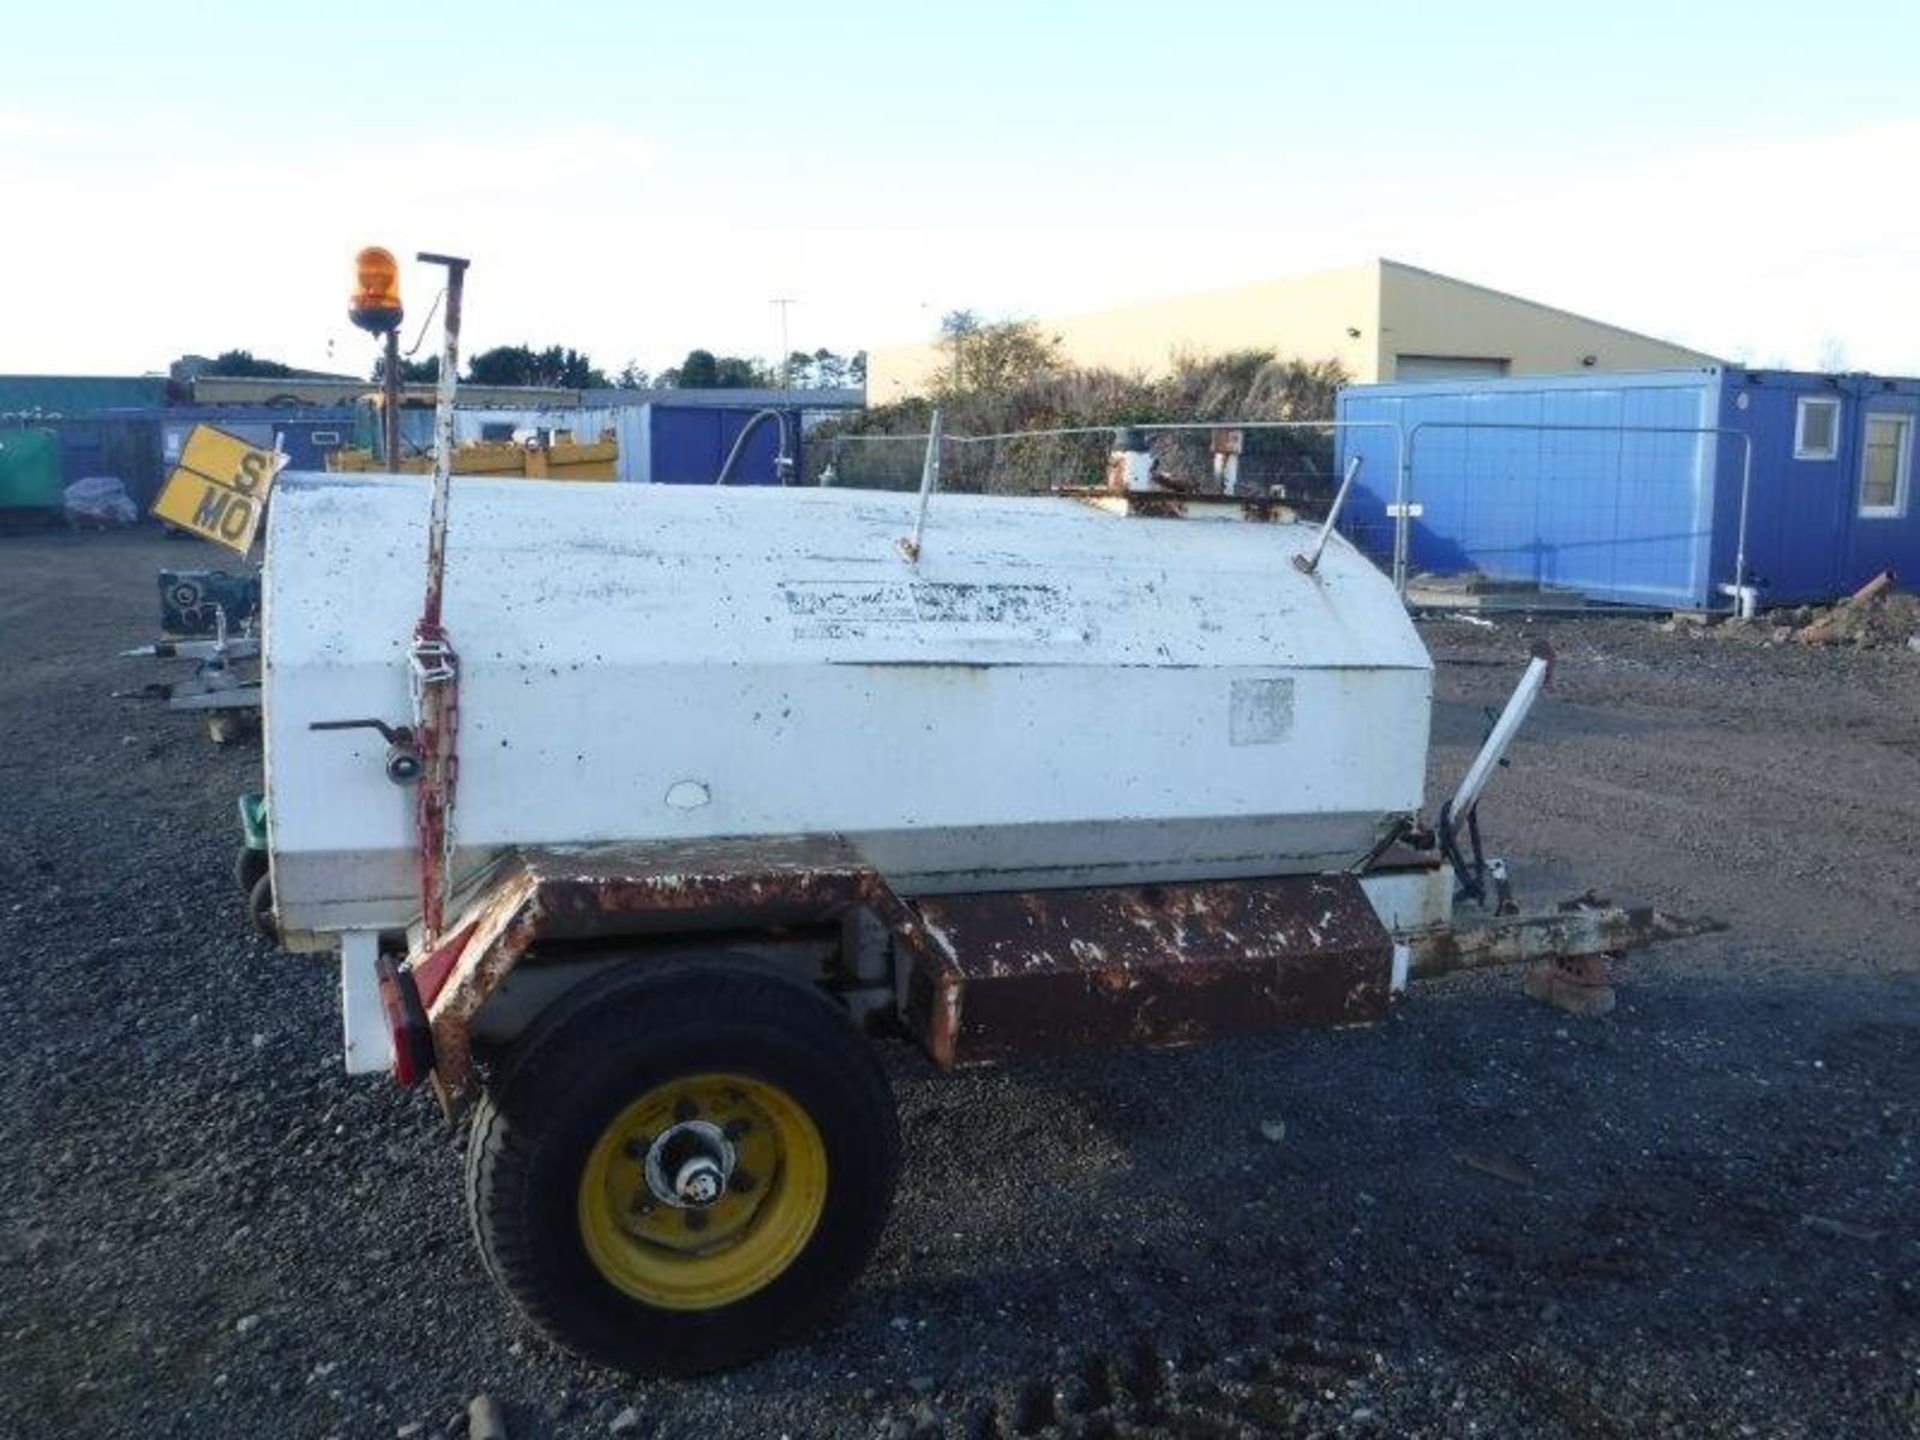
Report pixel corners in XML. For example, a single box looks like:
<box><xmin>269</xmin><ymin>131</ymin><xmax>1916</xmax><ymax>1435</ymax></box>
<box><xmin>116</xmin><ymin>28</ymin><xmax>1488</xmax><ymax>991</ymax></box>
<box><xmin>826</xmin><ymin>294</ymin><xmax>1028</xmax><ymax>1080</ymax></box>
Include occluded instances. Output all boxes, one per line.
<box><xmin>329</xmin><ymin>434</ymin><xmax>618</xmax><ymax>481</ymax></box>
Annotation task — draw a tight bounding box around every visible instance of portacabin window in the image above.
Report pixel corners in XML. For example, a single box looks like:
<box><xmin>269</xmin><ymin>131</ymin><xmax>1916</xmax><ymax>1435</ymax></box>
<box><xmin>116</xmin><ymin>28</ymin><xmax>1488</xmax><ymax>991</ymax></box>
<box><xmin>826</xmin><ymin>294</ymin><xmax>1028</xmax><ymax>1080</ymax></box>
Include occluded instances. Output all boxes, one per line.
<box><xmin>1859</xmin><ymin>412</ymin><xmax>1913</xmax><ymax>519</ymax></box>
<box><xmin>1794</xmin><ymin>395</ymin><xmax>1840</xmax><ymax>460</ymax></box>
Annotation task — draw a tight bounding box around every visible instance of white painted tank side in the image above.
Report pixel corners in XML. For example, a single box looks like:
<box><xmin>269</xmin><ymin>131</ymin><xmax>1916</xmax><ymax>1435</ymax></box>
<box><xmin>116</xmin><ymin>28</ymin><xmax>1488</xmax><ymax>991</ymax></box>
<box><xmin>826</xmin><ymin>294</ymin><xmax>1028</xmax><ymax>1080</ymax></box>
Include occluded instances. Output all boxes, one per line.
<box><xmin>264</xmin><ymin>475</ymin><xmax>1432</xmax><ymax>936</ymax></box>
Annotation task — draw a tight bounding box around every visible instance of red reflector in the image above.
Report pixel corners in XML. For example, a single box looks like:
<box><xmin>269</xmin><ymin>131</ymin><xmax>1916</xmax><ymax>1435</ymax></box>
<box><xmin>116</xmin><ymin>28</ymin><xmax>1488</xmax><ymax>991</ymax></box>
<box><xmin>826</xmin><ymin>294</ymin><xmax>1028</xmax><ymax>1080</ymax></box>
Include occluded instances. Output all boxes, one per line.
<box><xmin>411</xmin><ymin>920</ymin><xmax>475</xmax><ymax>1009</ymax></box>
<box><xmin>375</xmin><ymin>956</ymin><xmax>434</xmax><ymax>1088</ymax></box>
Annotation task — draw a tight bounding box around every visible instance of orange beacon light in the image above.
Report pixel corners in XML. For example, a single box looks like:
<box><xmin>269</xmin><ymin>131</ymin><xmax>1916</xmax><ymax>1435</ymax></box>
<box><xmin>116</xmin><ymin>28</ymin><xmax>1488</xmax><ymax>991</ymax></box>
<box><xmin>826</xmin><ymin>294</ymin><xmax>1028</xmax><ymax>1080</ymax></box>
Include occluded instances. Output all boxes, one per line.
<box><xmin>349</xmin><ymin>247</ymin><xmax>404</xmax><ymax>335</ymax></box>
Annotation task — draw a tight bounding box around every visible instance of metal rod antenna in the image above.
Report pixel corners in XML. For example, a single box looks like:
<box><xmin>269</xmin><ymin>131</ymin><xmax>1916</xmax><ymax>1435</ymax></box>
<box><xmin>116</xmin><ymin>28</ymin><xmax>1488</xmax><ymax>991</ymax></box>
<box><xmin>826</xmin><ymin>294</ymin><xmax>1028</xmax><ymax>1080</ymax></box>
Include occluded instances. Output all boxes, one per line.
<box><xmin>411</xmin><ymin>250</ymin><xmax>470</xmax><ymax>943</ymax></box>
<box><xmin>1293</xmin><ymin>454</ymin><xmax>1363</xmax><ymax>574</ymax></box>
<box><xmin>418</xmin><ymin>253</ymin><xmax>468</xmax><ymax>629</ymax></box>
<box><xmin>899</xmin><ymin>408</ymin><xmax>943</xmax><ymax>563</ymax></box>
<box><xmin>772</xmin><ymin>297</ymin><xmax>795</xmax><ymax>389</ymax></box>
<box><xmin>381</xmin><ymin>329</ymin><xmax>403</xmax><ymax>467</ymax></box>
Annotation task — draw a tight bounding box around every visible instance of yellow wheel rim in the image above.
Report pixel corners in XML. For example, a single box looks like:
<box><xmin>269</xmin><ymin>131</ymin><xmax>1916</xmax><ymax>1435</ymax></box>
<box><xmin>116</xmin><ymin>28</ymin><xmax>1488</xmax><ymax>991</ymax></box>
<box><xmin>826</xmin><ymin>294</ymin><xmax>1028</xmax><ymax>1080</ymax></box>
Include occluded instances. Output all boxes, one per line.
<box><xmin>577</xmin><ymin>1073</ymin><xmax>827</xmax><ymax>1311</ymax></box>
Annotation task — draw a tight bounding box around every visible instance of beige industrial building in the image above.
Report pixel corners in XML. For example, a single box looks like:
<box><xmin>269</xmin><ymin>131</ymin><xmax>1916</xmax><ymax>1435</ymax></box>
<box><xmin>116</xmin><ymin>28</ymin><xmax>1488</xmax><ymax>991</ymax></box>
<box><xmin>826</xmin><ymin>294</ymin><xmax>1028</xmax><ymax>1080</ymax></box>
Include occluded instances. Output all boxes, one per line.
<box><xmin>868</xmin><ymin>258</ymin><xmax>1718</xmax><ymax>400</ymax></box>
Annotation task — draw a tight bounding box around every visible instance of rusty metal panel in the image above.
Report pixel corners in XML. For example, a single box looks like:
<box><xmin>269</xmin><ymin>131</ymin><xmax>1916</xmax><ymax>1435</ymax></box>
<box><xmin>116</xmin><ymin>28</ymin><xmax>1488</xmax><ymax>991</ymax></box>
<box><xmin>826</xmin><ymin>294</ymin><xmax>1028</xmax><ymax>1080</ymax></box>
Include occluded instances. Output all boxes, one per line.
<box><xmin>504</xmin><ymin>835</ymin><xmax>882</xmax><ymax>936</ymax></box>
<box><xmin>903</xmin><ymin>873</ymin><xmax>1392</xmax><ymax>1067</ymax></box>
<box><xmin>420</xmin><ymin>835</ymin><xmax>890</xmax><ymax>1107</ymax></box>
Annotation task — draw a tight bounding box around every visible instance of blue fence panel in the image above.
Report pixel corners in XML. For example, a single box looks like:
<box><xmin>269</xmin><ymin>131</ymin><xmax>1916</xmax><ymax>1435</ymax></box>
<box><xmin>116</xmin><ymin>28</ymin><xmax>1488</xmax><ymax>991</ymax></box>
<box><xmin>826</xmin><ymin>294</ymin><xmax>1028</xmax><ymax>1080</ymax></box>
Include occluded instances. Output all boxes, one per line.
<box><xmin>1339</xmin><ymin>372</ymin><xmax>1724</xmax><ymax>607</ymax></box>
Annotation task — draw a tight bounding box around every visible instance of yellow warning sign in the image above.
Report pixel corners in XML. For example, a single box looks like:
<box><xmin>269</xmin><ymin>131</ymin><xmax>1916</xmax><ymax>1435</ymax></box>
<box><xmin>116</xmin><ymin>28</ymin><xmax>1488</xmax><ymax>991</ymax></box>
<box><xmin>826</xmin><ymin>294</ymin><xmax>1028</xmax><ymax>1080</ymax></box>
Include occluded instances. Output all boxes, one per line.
<box><xmin>153</xmin><ymin>426</ymin><xmax>286</xmax><ymax>554</ymax></box>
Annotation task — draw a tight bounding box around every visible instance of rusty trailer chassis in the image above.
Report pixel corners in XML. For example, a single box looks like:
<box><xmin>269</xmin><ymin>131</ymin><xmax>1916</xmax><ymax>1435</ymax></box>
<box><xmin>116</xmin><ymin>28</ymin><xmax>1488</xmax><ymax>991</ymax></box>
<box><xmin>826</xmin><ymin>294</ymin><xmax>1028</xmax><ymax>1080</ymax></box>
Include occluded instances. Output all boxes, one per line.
<box><xmin>393</xmin><ymin>834</ymin><xmax>1716</xmax><ymax>1113</ymax></box>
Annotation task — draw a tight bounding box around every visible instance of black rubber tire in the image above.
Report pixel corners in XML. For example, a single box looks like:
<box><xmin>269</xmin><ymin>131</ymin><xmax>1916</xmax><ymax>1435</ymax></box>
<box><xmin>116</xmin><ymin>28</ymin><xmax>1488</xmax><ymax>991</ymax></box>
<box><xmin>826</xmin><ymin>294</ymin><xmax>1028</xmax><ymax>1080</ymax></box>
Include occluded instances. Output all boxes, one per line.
<box><xmin>235</xmin><ymin>845</ymin><xmax>268</xmax><ymax>896</ymax></box>
<box><xmin>248</xmin><ymin>872</ymin><xmax>276</xmax><ymax>942</ymax></box>
<box><xmin>465</xmin><ymin>955</ymin><xmax>900</xmax><ymax>1375</ymax></box>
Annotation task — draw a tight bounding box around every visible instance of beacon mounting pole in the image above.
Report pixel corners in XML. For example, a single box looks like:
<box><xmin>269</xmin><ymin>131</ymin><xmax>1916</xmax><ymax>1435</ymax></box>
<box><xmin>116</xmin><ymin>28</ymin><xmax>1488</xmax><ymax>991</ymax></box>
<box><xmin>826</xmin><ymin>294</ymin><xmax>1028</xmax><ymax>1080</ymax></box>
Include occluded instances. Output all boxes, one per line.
<box><xmin>410</xmin><ymin>251</ymin><xmax>469</xmax><ymax>943</ymax></box>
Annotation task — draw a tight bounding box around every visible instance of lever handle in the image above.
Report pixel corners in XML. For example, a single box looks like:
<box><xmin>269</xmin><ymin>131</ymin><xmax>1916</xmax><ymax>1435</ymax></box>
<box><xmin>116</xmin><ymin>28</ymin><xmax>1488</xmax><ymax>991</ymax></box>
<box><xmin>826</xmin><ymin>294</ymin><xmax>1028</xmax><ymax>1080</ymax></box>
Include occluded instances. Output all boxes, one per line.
<box><xmin>310</xmin><ymin>717</ymin><xmax>412</xmax><ymax>745</ymax></box>
<box><xmin>310</xmin><ymin>718</ymin><xmax>424</xmax><ymax>785</ymax></box>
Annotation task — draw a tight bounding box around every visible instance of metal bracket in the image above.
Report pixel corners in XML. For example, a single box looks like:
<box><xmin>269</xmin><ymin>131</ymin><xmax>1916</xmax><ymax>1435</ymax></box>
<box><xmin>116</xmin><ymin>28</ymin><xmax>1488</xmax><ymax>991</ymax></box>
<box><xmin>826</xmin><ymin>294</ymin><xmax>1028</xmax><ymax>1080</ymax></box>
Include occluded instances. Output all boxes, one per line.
<box><xmin>340</xmin><ymin>930</ymin><xmax>394</xmax><ymax>1076</ymax></box>
<box><xmin>409</xmin><ymin>638</ymin><xmax>457</xmax><ymax>688</ymax></box>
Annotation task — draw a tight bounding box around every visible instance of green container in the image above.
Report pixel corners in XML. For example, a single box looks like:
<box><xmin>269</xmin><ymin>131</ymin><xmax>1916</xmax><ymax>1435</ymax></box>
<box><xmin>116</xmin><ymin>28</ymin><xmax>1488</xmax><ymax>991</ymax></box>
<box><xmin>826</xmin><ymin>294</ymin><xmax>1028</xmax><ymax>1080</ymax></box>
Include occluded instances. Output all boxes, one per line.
<box><xmin>0</xmin><ymin>429</ymin><xmax>61</xmax><ymax>512</ymax></box>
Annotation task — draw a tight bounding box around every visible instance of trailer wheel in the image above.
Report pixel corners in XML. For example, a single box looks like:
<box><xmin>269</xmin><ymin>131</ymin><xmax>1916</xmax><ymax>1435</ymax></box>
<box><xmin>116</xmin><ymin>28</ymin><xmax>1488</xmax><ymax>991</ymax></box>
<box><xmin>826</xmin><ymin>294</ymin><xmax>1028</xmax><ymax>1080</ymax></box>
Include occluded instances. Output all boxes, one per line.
<box><xmin>248</xmin><ymin>873</ymin><xmax>277</xmax><ymax>942</ymax></box>
<box><xmin>465</xmin><ymin>956</ymin><xmax>899</xmax><ymax>1375</ymax></box>
<box><xmin>235</xmin><ymin>845</ymin><xmax>267</xmax><ymax>896</ymax></box>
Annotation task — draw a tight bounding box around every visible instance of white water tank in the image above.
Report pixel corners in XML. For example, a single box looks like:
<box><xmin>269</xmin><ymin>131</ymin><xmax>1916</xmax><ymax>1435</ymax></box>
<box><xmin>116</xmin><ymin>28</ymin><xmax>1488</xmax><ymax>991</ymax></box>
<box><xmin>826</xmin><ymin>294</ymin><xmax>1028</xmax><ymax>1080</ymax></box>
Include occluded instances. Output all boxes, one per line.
<box><xmin>263</xmin><ymin>474</ymin><xmax>1432</xmax><ymax>941</ymax></box>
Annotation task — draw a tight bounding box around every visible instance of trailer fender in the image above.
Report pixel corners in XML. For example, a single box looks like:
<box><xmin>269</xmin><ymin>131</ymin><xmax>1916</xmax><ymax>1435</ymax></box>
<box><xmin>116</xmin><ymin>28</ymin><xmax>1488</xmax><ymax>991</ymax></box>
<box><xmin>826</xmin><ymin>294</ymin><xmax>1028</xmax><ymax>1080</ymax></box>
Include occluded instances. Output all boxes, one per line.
<box><xmin>410</xmin><ymin>835</ymin><xmax>908</xmax><ymax>1110</ymax></box>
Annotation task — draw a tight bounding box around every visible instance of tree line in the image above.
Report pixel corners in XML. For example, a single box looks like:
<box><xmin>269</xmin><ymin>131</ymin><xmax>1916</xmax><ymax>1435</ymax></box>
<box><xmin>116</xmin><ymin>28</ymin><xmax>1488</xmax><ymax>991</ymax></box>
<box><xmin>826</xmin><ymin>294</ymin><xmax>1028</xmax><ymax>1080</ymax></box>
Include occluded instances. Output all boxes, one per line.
<box><xmin>196</xmin><ymin>346</ymin><xmax>864</xmax><ymax>391</ymax></box>
<box><xmin>814</xmin><ymin>310</ymin><xmax>1347</xmax><ymax>494</ymax></box>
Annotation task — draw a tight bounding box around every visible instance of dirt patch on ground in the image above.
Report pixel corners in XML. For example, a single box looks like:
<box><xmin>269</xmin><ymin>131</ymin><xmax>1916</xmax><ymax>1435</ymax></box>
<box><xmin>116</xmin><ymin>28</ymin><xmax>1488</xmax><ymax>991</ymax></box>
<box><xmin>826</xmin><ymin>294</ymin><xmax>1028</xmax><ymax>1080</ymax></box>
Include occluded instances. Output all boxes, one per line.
<box><xmin>1666</xmin><ymin>576</ymin><xmax>1920</xmax><ymax>652</ymax></box>
<box><xmin>2</xmin><ymin>531</ymin><xmax>1917</xmax><ymax>1438</ymax></box>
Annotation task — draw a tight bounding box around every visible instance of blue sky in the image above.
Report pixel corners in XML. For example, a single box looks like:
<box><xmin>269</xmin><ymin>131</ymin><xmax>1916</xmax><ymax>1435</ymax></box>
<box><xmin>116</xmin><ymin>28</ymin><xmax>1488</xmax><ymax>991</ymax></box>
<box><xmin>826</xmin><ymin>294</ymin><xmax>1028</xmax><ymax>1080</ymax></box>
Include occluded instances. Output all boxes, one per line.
<box><xmin>5</xmin><ymin>1</ymin><xmax>1918</xmax><ymax>375</ymax></box>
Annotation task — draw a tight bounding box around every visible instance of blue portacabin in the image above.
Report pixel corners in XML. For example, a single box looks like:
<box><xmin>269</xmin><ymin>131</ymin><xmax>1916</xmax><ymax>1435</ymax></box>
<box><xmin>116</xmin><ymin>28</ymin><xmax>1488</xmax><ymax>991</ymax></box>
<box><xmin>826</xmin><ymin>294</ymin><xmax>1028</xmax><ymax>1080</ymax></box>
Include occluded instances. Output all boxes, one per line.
<box><xmin>1337</xmin><ymin>367</ymin><xmax>1920</xmax><ymax>608</ymax></box>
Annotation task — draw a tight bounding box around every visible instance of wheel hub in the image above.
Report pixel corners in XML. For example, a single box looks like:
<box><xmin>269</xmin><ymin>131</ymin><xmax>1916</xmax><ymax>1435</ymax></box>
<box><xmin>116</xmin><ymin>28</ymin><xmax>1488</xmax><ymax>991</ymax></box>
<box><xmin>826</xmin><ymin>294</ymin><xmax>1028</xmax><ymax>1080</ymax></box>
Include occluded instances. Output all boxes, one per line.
<box><xmin>643</xmin><ymin>1120</ymin><xmax>736</xmax><ymax>1209</ymax></box>
<box><xmin>580</xmin><ymin>1072</ymin><xmax>829</xmax><ymax>1311</ymax></box>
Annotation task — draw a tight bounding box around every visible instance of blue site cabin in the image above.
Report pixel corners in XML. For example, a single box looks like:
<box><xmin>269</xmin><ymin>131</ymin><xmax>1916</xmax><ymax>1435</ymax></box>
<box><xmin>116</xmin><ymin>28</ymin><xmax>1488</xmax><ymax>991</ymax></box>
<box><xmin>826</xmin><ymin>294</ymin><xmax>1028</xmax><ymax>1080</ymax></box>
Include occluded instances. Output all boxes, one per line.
<box><xmin>1335</xmin><ymin>367</ymin><xmax>1920</xmax><ymax>609</ymax></box>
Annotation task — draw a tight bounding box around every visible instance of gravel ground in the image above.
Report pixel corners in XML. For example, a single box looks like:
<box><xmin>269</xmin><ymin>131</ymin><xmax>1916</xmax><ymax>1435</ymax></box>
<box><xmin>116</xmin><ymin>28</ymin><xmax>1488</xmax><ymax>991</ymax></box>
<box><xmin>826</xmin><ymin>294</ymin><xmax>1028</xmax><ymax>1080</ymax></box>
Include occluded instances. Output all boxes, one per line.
<box><xmin>2</xmin><ymin>529</ymin><xmax>1917</xmax><ymax>1439</ymax></box>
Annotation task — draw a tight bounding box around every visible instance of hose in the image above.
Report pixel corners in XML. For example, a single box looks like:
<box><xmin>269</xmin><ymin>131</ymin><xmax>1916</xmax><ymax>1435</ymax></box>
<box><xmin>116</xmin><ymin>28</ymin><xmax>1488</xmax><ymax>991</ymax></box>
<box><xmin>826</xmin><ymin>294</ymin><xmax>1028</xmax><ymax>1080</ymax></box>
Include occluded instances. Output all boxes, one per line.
<box><xmin>714</xmin><ymin>409</ymin><xmax>794</xmax><ymax>486</ymax></box>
